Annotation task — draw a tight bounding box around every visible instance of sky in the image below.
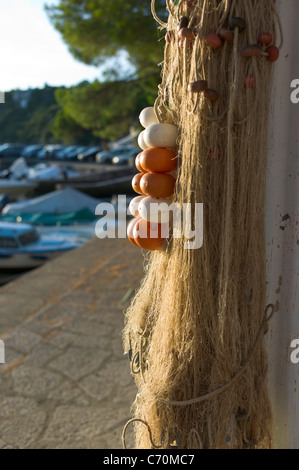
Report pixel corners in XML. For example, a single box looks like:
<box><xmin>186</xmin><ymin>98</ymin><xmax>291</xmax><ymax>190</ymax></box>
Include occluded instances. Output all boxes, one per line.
<box><xmin>0</xmin><ymin>0</ymin><xmax>113</xmax><ymax>92</ymax></box>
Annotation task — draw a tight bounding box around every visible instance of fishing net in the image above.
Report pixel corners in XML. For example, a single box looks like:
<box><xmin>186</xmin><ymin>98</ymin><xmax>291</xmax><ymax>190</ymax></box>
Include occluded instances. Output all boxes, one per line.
<box><xmin>122</xmin><ymin>0</ymin><xmax>282</xmax><ymax>449</ymax></box>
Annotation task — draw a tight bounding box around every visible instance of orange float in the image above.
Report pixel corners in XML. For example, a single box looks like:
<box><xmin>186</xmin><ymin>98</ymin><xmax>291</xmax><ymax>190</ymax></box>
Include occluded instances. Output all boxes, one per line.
<box><xmin>132</xmin><ymin>173</ymin><xmax>146</xmax><ymax>195</ymax></box>
<box><xmin>205</xmin><ymin>33</ymin><xmax>223</xmax><ymax>49</ymax></box>
<box><xmin>219</xmin><ymin>28</ymin><xmax>234</xmax><ymax>44</ymax></box>
<box><xmin>133</xmin><ymin>218</ymin><xmax>165</xmax><ymax>251</ymax></box>
<box><xmin>258</xmin><ymin>32</ymin><xmax>273</xmax><ymax>46</ymax></box>
<box><xmin>140</xmin><ymin>148</ymin><xmax>177</xmax><ymax>173</ymax></box>
<box><xmin>266</xmin><ymin>45</ymin><xmax>279</xmax><ymax>62</ymax></box>
<box><xmin>140</xmin><ymin>172</ymin><xmax>176</xmax><ymax>199</ymax></box>
<box><xmin>135</xmin><ymin>153</ymin><xmax>145</xmax><ymax>172</ymax></box>
<box><xmin>127</xmin><ymin>217</ymin><xmax>140</xmax><ymax>247</ymax></box>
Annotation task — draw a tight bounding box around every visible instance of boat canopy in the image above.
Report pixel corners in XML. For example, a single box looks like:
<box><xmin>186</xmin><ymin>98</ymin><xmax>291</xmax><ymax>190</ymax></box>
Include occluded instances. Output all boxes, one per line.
<box><xmin>2</xmin><ymin>187</ymin><xmax>101</xmax><ymax>215</ymax></box>
<box><xmin>0</xmin><ymin>188</ymin><xmax>102</xmax><ymax>226</ymax></box>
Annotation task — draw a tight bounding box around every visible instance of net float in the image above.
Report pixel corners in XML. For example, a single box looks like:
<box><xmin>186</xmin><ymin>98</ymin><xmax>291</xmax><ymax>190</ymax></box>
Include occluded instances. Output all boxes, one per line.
<box><xmin>219</xmin><ymin>28</ymin><xmax>234</xmax><ymax>44</ymax></box>
<box><xmin>127</xmin><ymin>216</ymin><xmax>141</xmax><ymax>247</ymax></box>
<box><xmin>135</xmin><ymin>153</ymin><xmax>145</xmax><ymax>172</ymax></box>
<box><xmin>138</xmin><ymin>196</ymin><xmax>174</xmax><ymax>224</ymax></box>
<box><xmin>133</xmin><ymin>218</ymin><xmax>165</xmax><ymax>251</ymax></box>
<box><xmin>205</xmin><ymin>33</ymin><xmax>223</xmax><ymax>48</ymax></box>
<box><xmin>244</xmin><ymin>75</ymin><xmax>256</xmax><ymax>88</ymax></box>
<box><xmin>132</xmin><ymin>172</ymin><xmax>146</xmax><ymax>195</ymax></box>
<box><xmin>143</xmin><ymin>123</ymin><xmax>178</xmax><ymax>149</ymax></box>
<box><xmin>140</xmin><ymin>172</ymin><xmax>176</xmax><ymax>199</ymax></box>
<box><xmin>266</xmin><ymin>45</ymin><xmax>279</xmax><ymax>62</ymax></box>
<box><xmin>204</xmin><ymin>89</ymin><xmax>219</xmax><ymax>101</ymax></box>
<box><xmin>139</xmin><ymin>107</ymin><xmax>159</xmax><ymax>128</ymax></box>
<box><xmin>177</xmin><ymin>16</ymin><xmax>189</xmax><ymax>31</ymax></box>
<box><xmin>258</xmin><ymin>32</ymin><xmax>273</xmax><ymax>46</ymax></box>
<box><xmin>242</xmin><ymin>44</ymin><xmax>263</xmax><ymax>58</ymax></box>
<box><xmin>129</xmin><ymin>195</ymin><xmax>145</xmax><ymax>218</ymax></box>
<box><xmin>178</xmin><ymin>27</ymin><xmax>197</xmax><ymax>41</ymax></box>
<box><xmin>138</xmin><ymin>130</ymin><xmax>150</xmax><ymax>150</ymax></box>
<box><xmin>140</xmin><ymin>147</ymin><xmax>177</xmax><ymax>173</ymax></box>
<box><xmin>228</xmin><ymin>17</ymin><xmax>246</xmax><ymax>31</ymax></box>
<box><xmin>188</xmin><ymin>80</ymin><xmax>208</xmax><ymax>93</ymax></box>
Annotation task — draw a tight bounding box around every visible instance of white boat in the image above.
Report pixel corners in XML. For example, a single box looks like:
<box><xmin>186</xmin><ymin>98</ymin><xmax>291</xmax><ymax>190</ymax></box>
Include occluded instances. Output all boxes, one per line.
<box><xmin>0</xmin><ymin>158</ymin><xmax>80</xmax><ymax>190</ymax></box>
<box><xmin>0</xmin><ymin>221</ymin><xmax>87</xmax><ymax>271</ymax></box>
<box><xmin>26</xmin><ymin>162</ymin><xmax>80</xmax><ymax>181</ymax></box>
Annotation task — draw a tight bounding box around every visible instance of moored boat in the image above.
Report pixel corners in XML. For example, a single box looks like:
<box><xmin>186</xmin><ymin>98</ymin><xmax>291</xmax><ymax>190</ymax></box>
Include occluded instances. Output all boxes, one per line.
<box><xmin>0</xmin><ymin>221</ymin><xmax>87</xmax><ymax>271</ymax></box>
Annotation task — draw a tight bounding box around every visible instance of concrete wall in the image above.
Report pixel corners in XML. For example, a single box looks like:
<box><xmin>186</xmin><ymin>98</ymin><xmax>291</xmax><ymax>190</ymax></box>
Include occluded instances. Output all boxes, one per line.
<box><xmin>266</xmin><ymin>0</ymin><xmax>299</xmax><ymax>449</ymax></box>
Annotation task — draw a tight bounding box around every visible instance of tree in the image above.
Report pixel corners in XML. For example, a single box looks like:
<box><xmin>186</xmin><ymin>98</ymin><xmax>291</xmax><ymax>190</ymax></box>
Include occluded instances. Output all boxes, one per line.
<box><xmin>45</xmin><ymin>0</ymin><xmax>167</xmax><ymax>74</ymax></box>
<box><xmin>51</xmin><ymin>108</ymin><xmax>97</xmax><ymax>145</ymax></box>
<box><xmin>54</xmin><ymin>74</ymin><xmax>159</xmax><ymax>141</ymax></box>
<box><xmin>0</xmin><ymin>87</ymin><xmax>59</xmax><ymax>145</ymax></box>
<box><xmin>45</xmin><ymin>0</ymin><xmax>168</xmax><ymax>142</ymax></box>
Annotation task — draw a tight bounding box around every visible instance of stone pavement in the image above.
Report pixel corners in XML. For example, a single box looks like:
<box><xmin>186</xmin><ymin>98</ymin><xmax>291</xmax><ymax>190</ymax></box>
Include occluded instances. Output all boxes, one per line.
<box><xmin>0</xmin><ymin>237</ymin><xmax>144</xmax><ymax>449</ymax></box>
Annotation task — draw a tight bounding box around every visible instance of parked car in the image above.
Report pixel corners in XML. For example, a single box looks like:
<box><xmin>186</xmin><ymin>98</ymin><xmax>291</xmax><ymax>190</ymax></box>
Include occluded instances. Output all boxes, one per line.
<box><xmin>96</xmin><ymin>147</ymin><xmax>139</xmax><ymax>165</ymax></box>
<box><xmin>77</xmin><ymin>146</ymin><xmax>102</xmax><ymax>162</ymax></box>
<box><xmin>112</xmin><ymin>148</ymin><xmax>140</xmax><ymax>166</ymax></box>
<box><xmin>55</xmin><ymin>145</ymin><xmax>78</xmax><ymax>160</ymax></box>
<box><xmin>37</xmin><ymin>145</ymin><xmax>63</xmax><ymax>159</ymax></box>
<box><xmin>21</xmin><ymin>145</ymin><xmax>44</xmax><ymax>158</ymax></box>
<box><xmin>0</xmin><ymin>143</ymin><xmax>25</xmax><ymax>158</ymax></box>
<box><xmin>66</xmin><ymin>146</ymin><xmax>88</xmax><ymax>160</ymax></box>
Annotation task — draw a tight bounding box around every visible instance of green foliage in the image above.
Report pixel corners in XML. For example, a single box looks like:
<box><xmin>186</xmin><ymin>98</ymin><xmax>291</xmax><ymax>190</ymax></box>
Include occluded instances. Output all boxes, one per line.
<box><xmin>45</xmin><ymin>0</ymin><xmax>167</xmax><ymax>143</ymax></box>
<box><xmin>45</xmin><ymin>0</ymin><xmax>167</xmax><ymax>73</ymax></box>
<box><xmin>0</xmin><ymin>2</ymin><xmax>167</xmax><ymax>146</ymax></box>
<box><xmin>0</xmin><ymin>86</ymin><xmax>95</xmax><ymax>145</ymax></box>
<box><xmin>0</xmin><ymin>87</ymin><xmax>59</xmax><ymax>145</ymax></box>
<box><xmin>51</xmin><ymin>108</ymin><xmax>96</xmax><ymax>145</ymax></box>
<box><xmin>54</xmin><ymin>73</ymin><xmax>160</xmax><ymax>141</ymax></box>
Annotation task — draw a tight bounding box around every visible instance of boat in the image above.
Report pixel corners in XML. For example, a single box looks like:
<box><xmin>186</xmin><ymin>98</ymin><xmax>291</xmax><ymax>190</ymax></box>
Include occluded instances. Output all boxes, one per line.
<box><xmin>0</xmin><ymin>221</ymin><xmax>89</xmax><ymax>271</ymax></box>
<box><xmin>57</xmin><ymin>170</ymin><xmax>136</xmax><ymax>197</ymax></box>
<box><xmin>1</xmin><ymin>187</ymin><xmax>103</xmax><ymax>226</ymax></box>
<box><xmin>26</xmin><ymin>162</ymin><xmax>80</xmax><ymax>181</ymax></box>
<box><xmin>0</xmin><ymin>158</ymin><xmax>81</xmax><ymax>196</ymax></box>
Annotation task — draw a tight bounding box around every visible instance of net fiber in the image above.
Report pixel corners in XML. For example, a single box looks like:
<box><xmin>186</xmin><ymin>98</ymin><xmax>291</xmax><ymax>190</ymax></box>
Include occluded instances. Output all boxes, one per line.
<box><xmin>123</xmin><ymin>0</ymin><xmax>280</xmax><ymax>449</ymax></box>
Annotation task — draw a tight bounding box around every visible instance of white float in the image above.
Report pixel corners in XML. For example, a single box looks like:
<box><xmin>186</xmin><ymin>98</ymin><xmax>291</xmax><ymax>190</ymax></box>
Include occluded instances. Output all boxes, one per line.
<box><xmin>138</xmin><ymin>196</ymin><xmax>175</xmax><ymax>223</ymax></box>
<box><xmin>137</xmin><ymin>130</ymin><xmax>149</xmax><ymax>150</ymax></box>
<box><xmin>139</xmin><ymin>107</ymin><xmax>159</xmax><ymax>128</ymax></box>
<box><xmin>129</xmin><ymin>195</ymin><xmax>144</xmax><ymax>218</ymax></box>
<box><xmin>143</xmin><ymin>123</ymin><xmax>178</xmax><ymax>149</ymax></box>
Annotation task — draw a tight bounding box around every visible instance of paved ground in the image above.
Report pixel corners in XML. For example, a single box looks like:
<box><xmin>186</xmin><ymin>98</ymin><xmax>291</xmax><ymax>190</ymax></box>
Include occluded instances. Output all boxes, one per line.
<box><xmin>0</xmin><ymin>237</ymin><xmax>144</xmax><ymax>449</ymax></box>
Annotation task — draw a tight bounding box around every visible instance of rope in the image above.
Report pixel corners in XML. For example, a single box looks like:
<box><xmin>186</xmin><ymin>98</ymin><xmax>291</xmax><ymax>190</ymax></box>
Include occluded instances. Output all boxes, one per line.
<box><xmin>128</xmin><ymin>303</ymin><xmax>274</xmax><ymax>405</ymax></box>
<box><xmin>270</xmin><ymin>0</ymin><xmax>284</xmax><ymax>50</ymax></box>
<box><xmin>151</xmin><ymin>0</ymin><xmax>168</xmax><ymax>28</ymax></box>
<box><xmin>123</xmin><ymin>0</ymin><xmax>281</xmax><ymax>449</ymax></box>
<box><xmin>152</xmin><ymin>304</ymin><xmax>274</xmax><ymax>406</ymax></box>
<box><xmin>122</xmin><ymin>418</ymin><xmax>164</xmax><ymax>450</ymax></box>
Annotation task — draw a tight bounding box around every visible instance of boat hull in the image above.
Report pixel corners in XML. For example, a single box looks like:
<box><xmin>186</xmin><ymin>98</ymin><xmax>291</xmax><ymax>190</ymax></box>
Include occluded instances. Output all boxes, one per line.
<box><xmin>0</xmin><ymin>249</ymin><xmax>73</xmax><ymax>270</ymax></box>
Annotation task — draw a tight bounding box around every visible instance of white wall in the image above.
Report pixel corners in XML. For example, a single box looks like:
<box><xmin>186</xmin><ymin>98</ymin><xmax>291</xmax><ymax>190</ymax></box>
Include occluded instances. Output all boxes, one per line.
<box><xmin>266</xmin><ymin>0</ymin><xmax>299</xmax><ymax>449</ymax></box>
